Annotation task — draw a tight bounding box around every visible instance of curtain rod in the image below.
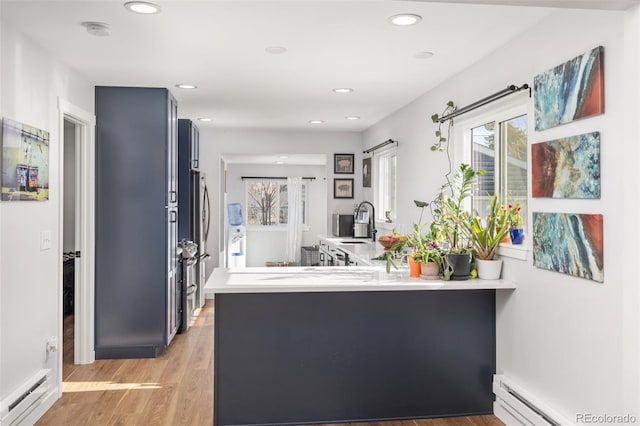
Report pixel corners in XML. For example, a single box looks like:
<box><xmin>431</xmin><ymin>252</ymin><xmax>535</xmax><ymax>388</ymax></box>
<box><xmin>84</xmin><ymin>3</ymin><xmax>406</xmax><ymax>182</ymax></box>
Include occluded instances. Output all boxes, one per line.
<box><xmin>363</xmin><ymin>139</ymin><xmax>398</xmax><ymax>154</ymax></box>
<box><xmin>438</xmin><ymin>84</ymin><xmax>530</xmax><ymax>123</ymax></box>
<box><xmin>241</xmin><ymin>176</ymin><xmax>316</xmax><ymax>181</ymax></box>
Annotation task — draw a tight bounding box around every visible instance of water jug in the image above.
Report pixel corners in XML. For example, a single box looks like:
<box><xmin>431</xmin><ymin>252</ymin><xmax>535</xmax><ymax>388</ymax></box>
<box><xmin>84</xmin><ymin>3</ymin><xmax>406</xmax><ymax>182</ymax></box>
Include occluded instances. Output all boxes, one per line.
<box><xmin>227</xmin><ymin>203</ymin><xmax>243</xmax><ymax>226</ymax></box>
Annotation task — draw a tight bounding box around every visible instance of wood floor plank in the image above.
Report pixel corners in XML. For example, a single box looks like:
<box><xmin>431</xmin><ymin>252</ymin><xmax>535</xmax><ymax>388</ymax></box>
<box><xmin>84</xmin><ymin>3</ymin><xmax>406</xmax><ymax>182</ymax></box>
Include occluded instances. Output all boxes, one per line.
<box><xmin>37</xmin><ymin>300</ymin><xmax>503</xmax><ymax>426</ymax></box>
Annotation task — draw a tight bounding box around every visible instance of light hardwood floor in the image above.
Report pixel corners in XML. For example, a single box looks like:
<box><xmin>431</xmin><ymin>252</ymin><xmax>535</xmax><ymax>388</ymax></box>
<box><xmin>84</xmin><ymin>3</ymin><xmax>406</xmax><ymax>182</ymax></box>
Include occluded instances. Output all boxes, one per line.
<box><xmin>37</xmin><ymin>300</ymin><xmax>504</xmax><ymax>426</ymax></box>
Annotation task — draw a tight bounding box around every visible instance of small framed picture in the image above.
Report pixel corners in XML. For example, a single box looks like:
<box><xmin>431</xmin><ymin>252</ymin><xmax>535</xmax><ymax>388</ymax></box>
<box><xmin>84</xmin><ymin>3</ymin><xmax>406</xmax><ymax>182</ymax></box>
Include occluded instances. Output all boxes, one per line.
<box><xmin>334</xmin><ymin>178</ymin><xmax>354</xmax><ymax>199</ymax></box>
<box><xmin>362</xmin><ymin>157</ymin><xmax>372</xmax><ymax>188</ymax></box>
<box><xmin>334</xmin><ymin>153</ymin><xmax>354</xmax><ymax>174</ymax></box>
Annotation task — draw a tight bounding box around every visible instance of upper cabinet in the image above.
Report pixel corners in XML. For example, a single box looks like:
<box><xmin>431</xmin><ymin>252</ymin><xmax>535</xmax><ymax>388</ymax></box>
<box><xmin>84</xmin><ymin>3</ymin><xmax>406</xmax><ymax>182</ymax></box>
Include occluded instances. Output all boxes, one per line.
<box><xmin>179</xmin><ymin>119</ymin><xmax>199</xmax><ymax>170</ymax></box>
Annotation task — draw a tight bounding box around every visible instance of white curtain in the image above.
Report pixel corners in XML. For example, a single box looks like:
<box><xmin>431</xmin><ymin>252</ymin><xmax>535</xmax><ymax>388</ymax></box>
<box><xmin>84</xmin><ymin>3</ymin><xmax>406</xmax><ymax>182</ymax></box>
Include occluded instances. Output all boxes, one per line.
<box><xmin>285</xmin><ymin>177</ymin><xmax>303</xmax><ymax>264</ymax></box>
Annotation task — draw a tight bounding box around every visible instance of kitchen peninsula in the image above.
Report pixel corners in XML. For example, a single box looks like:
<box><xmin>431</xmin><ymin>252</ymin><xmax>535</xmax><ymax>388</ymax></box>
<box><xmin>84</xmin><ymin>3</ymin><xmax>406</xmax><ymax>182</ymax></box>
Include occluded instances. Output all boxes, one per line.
<box><xmin>210</xmin><ymin>263</ymin><xmax>515</xmax><ymax>426</ymax></box>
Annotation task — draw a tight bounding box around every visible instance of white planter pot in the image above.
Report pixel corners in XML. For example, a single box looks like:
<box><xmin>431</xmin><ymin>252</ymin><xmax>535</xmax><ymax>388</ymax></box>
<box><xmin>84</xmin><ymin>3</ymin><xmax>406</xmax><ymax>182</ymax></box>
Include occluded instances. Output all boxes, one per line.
<box><xmin>476</xmin><ymin>258</ymin><xmax>503</xmax><ymax>280</ymax></box>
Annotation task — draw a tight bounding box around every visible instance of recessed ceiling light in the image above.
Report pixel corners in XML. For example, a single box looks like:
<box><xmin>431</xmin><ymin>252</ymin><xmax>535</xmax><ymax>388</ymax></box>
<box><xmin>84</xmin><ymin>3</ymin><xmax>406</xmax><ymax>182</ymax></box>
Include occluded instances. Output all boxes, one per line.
<box><xmin>345</xmin><ymin>116</ymin><xmax>361</xmax><ymax>121</ymax></box>
<box><xmin>81</xmin><ymin>22</ymin><xmax>110</xmax><ymax>37</ymax></box>
<box><xmin>279</xmin><ymin>155</ymin><xmax>289</xmax><ymax>159</ymax></box>
<box><xmin>197</xmin><ymin>118</ymin><xmax>212</xmax><ymax>122</ymax></box>
<box><xmin>414</xmin><ymin>51</ymin><xmax>434</xmax><ymax>59</ymax></box>
<box><xmin>309</xmin><ymin>120</ymin><xmax>324</xmax><ymax>124</ymax></box>
<box><xmin>275</xmin><ymin>161</ymin><xmax>285</xmax><ymax>165</ymax></box>
<box><xmin>333</xmin><ymin>88</ymin><xmax>353</xmax><ymax>93</ymax></box>
<box><xmin>175</xmin><ymin>84</ymin><xmax>197</xmax><ymax>89</ymax></box>
<box><xmin>265</xmin><ymin>46</ymin><xmax>287</xmax><ymax>54</ymax></box>
<box><xmin>124</xmin><ymin>1</ymin><xmax>161</xmax><ymax>14</ymax></box>
<box><xmin>388</xmin><ymin>14</ymin><xmax>422</xmax><ymax>26</ymax></box>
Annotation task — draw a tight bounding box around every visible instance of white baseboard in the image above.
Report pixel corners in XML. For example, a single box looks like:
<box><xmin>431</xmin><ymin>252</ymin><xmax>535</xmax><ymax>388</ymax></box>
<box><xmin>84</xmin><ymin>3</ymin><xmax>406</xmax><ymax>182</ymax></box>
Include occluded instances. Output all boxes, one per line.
<box><xmin>18</xmin><ymin>388</ymin><xmax>58</xmax><ymax>426</ymax></box>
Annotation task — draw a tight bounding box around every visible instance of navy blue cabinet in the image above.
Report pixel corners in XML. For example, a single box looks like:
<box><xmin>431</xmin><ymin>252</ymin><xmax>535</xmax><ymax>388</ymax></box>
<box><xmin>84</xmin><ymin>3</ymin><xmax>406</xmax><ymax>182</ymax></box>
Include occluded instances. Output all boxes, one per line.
<box><xmin>95</xmin><ymin>86</ymin><xmax>179</xmax><ymax>359</ymax></box>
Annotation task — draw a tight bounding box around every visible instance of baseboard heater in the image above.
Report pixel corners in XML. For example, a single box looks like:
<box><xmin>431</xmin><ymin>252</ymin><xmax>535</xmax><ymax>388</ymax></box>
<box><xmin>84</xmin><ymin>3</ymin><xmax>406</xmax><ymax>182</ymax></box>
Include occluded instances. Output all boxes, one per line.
<box><xmin>493</xmin><ymin>374</ymin><xmax>571</xmax><ymax>426</ymax></box>
<box><xmin>0</xmin><ymin>369</ymin><xmax>51</xmax><ymax>426</ymax></box>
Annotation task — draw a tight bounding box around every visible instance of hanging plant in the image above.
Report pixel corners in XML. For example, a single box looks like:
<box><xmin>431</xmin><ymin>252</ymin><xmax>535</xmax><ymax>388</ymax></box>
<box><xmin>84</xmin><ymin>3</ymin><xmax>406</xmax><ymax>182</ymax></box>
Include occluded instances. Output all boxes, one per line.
<box><xmin>430</xmin><ymin>101</ymin><xmax>456</xmax><ymax>152</ymax></box>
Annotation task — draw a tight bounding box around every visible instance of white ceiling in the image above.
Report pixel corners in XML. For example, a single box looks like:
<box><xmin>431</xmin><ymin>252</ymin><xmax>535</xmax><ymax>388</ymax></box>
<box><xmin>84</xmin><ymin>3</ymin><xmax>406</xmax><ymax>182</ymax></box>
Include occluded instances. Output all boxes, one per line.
<box><xmin>1</xmin><ymin>1</ymin><xmax>633</xmax><ymax>133</ymax></box>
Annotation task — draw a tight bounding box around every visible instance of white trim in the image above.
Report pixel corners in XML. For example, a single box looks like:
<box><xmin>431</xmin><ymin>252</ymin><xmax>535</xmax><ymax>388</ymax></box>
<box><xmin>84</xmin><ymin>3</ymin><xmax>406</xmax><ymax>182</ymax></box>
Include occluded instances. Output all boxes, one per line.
<box><xmin>373</xmin><ymin>147</ymin><xmax>397</xmax><ymax>224</ymax></box>
<box><xmin>57</xmin><ymin>97</ymin><xmax>96</xmax><ymax>379</ymax></box>
<box><xmin>497</xmin><ymin>243</ymin><xmax>529</xmax><ymax>261</ymax></box>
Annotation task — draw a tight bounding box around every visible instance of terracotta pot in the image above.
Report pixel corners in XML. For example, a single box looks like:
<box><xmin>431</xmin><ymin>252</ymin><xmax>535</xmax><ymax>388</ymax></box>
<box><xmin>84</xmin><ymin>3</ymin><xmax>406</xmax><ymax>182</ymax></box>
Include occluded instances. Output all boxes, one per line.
<box><xmin>420</xmin><ymin>261</ymin><xmax>440</xmax><ymax>279</ymax></box>
<box><xmin>407</xmin><ymin>255</ymin><xmax>421</xmax><ymax>278</ymax></box>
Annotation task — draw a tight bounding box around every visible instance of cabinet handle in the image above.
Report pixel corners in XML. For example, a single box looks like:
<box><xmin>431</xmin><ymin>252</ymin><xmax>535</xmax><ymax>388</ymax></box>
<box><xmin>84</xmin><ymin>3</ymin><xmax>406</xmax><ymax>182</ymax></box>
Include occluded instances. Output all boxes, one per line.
<box><xmin>170</xmin><ymin>191</ymin><xmax>177</xmax><ymax>203</ymax></box>
<box><xmin>170</xmin><ymin>211</ymin><xmax>177</xmax><ymax>223</ymax></box>
<box><xmin>193</xmin><ymin>159</ymin><xmax>199</xmax><ymax>169</ymax></box>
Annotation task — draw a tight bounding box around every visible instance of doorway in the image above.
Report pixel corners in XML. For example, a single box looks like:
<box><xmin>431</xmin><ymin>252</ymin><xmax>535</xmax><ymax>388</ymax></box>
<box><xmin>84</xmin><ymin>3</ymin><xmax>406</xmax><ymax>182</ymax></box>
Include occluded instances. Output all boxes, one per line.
<box><xmin>62</xmin><ymin>118</ymin><xmax>77</xmax><ymax>374</ymax></box>
<box><xmin>57</xmin><ymin>98</ymin><xmax>96</xmax><ymax>384</ymax></box>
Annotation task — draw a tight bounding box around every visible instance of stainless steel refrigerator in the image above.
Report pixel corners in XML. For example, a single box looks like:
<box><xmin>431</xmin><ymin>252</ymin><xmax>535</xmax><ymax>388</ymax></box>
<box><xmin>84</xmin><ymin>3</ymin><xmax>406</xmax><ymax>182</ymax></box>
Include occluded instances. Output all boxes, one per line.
<box><xmin>178</xmin><ymin>119</ymin><xmax>210</xmax><ymax>329</ymax></box>
<box><xmin>190</xmin><ymin>170</ymin><xmax>210</xmax><ymax>308</ymax></box>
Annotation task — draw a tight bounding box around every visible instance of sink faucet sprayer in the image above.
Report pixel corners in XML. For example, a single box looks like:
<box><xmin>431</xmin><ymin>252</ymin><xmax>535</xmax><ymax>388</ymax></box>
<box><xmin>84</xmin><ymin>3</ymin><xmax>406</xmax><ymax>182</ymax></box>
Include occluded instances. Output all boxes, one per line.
<box><xmin>355</xmin><ymin>201</ymin><xmax>377</xmax><ymax>242</ymax></box>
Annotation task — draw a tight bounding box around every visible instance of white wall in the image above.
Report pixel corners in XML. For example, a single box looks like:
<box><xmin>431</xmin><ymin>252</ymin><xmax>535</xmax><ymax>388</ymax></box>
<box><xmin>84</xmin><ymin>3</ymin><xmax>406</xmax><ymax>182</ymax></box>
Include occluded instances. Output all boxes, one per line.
<box><xmin>363</xmin><ymin>8</ymin><xmax>638</xmax><ymax>421</ymax></box>
<box><xmin>198</xmin><ymin>128</ymin><xmax>363</xmax><ymax>275</ymax></box>
<box><xmin>0</xmin><ymin>23</ymin><xmax>93</xmax><ymax>403</ymax></box>
<box><xmin>226</xmin><ymin>163</ymin><xmax>326</xmax><ymax>267</ymax></box>
<box><xmin>63</xmin><ymin>120</ymin><xmax>75</xmax><ymax>253</ymax></box>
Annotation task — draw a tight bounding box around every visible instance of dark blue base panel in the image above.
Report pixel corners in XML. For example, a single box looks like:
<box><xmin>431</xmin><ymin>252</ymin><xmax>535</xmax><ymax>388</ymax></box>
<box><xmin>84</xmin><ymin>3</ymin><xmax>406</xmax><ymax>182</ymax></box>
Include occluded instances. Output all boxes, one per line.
<box><xmin>214</xmin><ymin>290</ymin><xmax>496</xmax><ymax>426</ymax></box>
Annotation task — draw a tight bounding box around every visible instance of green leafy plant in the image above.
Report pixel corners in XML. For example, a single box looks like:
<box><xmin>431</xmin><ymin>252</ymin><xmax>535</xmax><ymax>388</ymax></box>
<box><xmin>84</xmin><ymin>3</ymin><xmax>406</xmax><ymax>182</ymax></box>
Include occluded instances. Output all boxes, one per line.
<box><xmin>430</xmin><ymin>101</ymin><xmax>456</xmax><ymax>152</ymax></box>
<box><xmin>452</xmin><ymin>194</ymin><xmax>519</xmax><ymax>260</ymax></box>
<box><xmin>437</xmin><ymin>163</ymin><xmax>485</xmax><ymax>253</ymax></box>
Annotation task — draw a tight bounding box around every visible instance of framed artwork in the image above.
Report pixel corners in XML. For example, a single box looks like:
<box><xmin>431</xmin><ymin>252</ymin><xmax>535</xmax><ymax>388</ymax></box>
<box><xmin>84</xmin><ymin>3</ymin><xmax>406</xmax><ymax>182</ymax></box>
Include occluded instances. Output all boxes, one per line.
<box><xmin>362</xmin><ymin>157</ymin><xmax>372</xmax><ymax>188</ymax></box>
<box><xmin>534</xmin><ymin>46</ymin><xmax>604</xmax><ymax>131</ymax></box>
<box><xmin>334</xmin><ymin>178</ymin><xmax>354</xmax><ymax>199</ymax></box>
<box><xmin>532</xmin><ymin>212</ymin><xmax>603</xmax><ymax>283</ymax></box>
<box><xmin>531</xmin><ymin>132</ymin><xmax>601</xmax><ymax>199</ymax></box>
<box><xmin>1</xmin><ymin>118</ymin><xmax>50</xmax><ymax>201</ymax></box>
<box><xmin>334</xmin><ymin>153</ymin><xmax>354</xmax><ymax>174</ymax></box>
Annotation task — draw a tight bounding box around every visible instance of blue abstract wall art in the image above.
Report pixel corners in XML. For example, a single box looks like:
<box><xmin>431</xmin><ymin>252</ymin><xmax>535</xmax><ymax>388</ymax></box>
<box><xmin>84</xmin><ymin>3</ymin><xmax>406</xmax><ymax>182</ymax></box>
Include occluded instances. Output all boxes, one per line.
<box><xmin>532</xmin><ymin>212</ymin><xmax>604</xmax><ymax>283</ymax></box>
<box><xmin>531</xmin><ymin>132</ymin><xmax>601</xmax><ymax>199</ymax></box>
<box><xmin>534</xmin><ymin>46</ymin><xmax>604</xmax><ymax>131</ymax></box>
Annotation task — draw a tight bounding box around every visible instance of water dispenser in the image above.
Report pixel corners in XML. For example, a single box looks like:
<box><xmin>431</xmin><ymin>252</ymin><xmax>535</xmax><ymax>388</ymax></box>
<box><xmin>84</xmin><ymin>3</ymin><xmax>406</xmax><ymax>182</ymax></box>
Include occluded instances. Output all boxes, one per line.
<box><xmin>227</xmin><ymin>203</ymin><xmax>246</xmax><ymax>267</ymax></box>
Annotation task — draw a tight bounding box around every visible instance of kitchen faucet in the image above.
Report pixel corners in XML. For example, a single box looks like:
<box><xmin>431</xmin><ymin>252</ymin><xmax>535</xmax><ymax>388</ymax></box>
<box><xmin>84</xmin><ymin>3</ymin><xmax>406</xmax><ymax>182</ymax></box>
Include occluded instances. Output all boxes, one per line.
<box><xmin>355</xmin><ymin>201</ymin><xmax>377</xmax><ymax>242</ymax></box>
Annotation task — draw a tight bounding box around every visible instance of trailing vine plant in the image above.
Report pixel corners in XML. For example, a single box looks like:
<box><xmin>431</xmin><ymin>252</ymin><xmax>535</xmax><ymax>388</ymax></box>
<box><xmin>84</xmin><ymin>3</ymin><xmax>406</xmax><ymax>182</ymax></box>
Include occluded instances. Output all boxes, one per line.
<box><xmin>430</xmin><ymin>100</ymin><xmax>456</xmax><ymax>152</ymax></box>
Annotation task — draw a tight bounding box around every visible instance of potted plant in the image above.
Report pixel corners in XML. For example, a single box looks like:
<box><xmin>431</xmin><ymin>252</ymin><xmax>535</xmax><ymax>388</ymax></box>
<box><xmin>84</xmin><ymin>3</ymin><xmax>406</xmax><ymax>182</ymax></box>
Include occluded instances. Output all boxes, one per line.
<box><xmin>508</xmin><ymin>203</ymin><xmax>525</xmax><ymax>244</ymax></box>
<box><xmin>432</xmin><ymin>163</ymin><xmax>484</xmax><ymax>280</ymax></box>
<box><xmin>413</xmin><ymin>243</ymin><xmax>443</xmax><ymax>279</ymax></box>
<box><xmin>452</xmin><ymin>194</ymin><xmax>517</xmax><ymax>279</ymax></box>
<box><xmin>374</xmin><ymin>201</ymin><xmax>442</xmax><ymax>276</ymax></box>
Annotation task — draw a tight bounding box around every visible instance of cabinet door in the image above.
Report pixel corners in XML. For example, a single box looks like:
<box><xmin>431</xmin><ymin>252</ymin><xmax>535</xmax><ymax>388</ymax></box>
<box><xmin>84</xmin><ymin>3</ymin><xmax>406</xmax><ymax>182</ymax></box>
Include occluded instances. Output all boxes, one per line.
<box><xmin>191</xmin><ymin>123</ymin><xmax>200</xmax><ymax>170</ymax></box>
<box><xmin>167</xmin><ymin>93</ymin><xmax>178</xmax><ymax>204</ymax></box>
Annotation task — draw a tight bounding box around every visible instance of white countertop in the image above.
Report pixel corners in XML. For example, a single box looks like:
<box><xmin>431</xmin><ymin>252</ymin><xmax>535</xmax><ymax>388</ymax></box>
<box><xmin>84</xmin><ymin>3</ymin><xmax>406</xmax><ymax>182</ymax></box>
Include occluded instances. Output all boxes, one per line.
<box><xmin>209</xmin><ymin>266</ymin><xmax>517</xmax><ymax>294</ymax></box>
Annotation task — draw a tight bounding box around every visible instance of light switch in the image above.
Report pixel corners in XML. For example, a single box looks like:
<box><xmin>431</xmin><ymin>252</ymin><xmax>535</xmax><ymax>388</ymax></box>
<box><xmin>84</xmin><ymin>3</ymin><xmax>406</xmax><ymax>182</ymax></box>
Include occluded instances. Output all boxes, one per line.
<box><xmin>40</xmin><ymin>230</ymin><xmax>52</xmax><ymax>251</ymax></box>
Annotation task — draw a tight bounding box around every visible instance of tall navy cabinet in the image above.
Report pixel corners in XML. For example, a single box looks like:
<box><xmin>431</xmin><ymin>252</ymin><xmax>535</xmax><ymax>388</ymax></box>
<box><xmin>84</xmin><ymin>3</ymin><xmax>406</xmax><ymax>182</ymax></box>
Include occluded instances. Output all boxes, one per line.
<box><xmin>95</xmin><ymin>86</ymin><xmax>179</xmax><ymax>359</ymax></box>
<box><xmin>177</xmin><ymin>119</ymin><xmax>199</xmax><ymax>241</ymax></box>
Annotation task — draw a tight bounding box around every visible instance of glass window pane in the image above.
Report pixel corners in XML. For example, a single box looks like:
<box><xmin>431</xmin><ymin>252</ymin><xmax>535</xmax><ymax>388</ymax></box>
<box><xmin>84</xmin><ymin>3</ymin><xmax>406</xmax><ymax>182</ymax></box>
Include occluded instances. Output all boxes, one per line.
<box><xmin>279</xmin><ymin>183</ymin><xmax>288</xmax><ymax>224</ymax></box>
<box><xmin>501</xmin><ymin>114</ymin><xmax>528</xmax><ymax>228</ymax></box>
<box><xmin>301</xmin><ymin>183</ymin><xmax>307</xmax><ymax>226</ymax></box>
<box><xmin>246</xmin><ymin>181</ymin><xmax>278</xmax><ymax>225</ymax></box>
<box><xmin>471</xmin><ymin>121</ymin><xmax>495</xmax><ymax>217</ymax></box>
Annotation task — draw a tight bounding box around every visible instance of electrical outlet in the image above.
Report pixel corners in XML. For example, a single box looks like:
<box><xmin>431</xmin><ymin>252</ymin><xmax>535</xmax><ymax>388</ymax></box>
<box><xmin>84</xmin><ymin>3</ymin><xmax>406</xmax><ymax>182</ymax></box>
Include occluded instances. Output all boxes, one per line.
<box><xmin>45</xmin><ymin>336</ymin><xmax>58</xmax><ymax>361</ymax></box>
<box><xmin>40</xmin><ymin>230</ymin><xmax>52</xmax><ymax>251</ymax></box>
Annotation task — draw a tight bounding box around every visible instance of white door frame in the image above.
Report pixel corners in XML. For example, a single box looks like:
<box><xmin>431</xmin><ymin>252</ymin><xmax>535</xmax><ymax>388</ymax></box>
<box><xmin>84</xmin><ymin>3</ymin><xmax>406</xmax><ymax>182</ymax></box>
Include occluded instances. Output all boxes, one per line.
<box><xmin>57</xmin><ymin>98</ymin><xmax>95</xmax><ymax>378</ymax></box>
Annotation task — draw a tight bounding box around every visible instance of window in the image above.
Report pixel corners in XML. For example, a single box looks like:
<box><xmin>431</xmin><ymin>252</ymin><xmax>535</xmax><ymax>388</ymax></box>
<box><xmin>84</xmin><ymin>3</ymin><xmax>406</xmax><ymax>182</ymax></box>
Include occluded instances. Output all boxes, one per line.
<box><xmin>470</xmin><ymin>113</ymin><xmax>528</xmax><ymax>228</ymax></box>
<box><xmin>245</xmin><ymin>180</ymin><xmax>309</xmax><ymax>228</ymax></box>
<box><xmin>374</xmin><ymin>149</ymin><xmax>397</xmax><ymax>223</ymax></box>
